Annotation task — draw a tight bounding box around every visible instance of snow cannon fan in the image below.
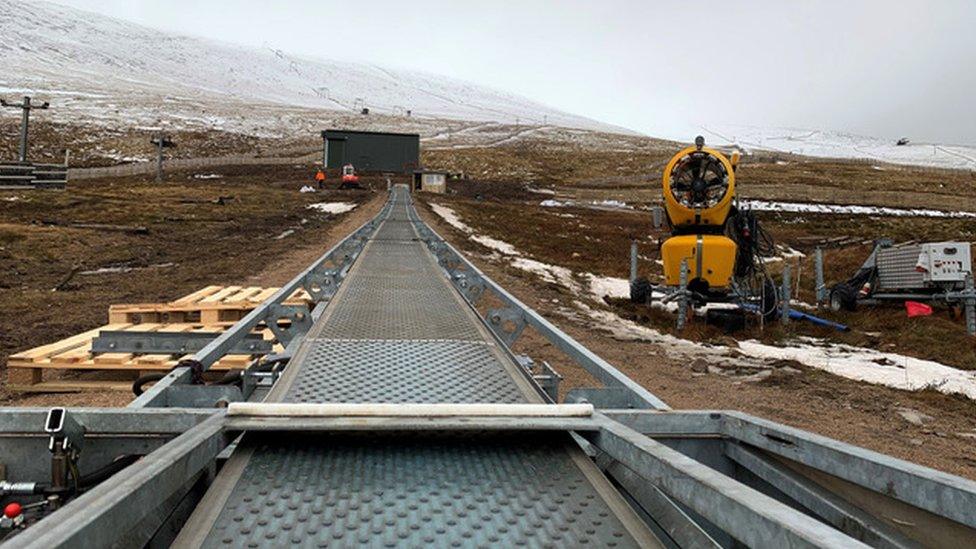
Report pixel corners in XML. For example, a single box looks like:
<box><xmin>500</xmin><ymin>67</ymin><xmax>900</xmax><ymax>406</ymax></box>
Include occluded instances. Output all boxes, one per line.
<box><xmin>660</xmin><ymin>136</ymin><xmax>741</xmax><ymax>296</ymax></box>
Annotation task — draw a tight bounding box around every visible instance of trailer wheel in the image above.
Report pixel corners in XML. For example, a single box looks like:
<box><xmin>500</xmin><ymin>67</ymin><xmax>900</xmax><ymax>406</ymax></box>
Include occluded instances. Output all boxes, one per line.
<box><xmin>829</xmin><ymin>283</ymin><xmax>858</xmax><ymax>312</ymax></box>
<box><xmin>630</xmin><ymin>277</ymin><xmax>652</xmax><ymax>303</ymax></box>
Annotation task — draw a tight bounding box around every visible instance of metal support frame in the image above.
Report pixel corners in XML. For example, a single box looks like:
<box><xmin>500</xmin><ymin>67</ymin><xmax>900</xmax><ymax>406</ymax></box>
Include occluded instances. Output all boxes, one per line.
<box><xmin>815</xmin><ymin>247</ymin><xmax>827</xmax><ymax>306</ymax></box>
<box><xmin>724</xmin><ymin>442</ymin><xmax>916</xmax><ymax>548</ymax></box>
<box><xmin>781</xmin><ymin>263</ymin><xmax>792</xmax><ymax>325</ymax></box>
<box><xmin>3</xmin><ymin>414</ymin><xmax>229</xmax><ymax>549</ymax></box>
<box><xmin>3</xmin><ymin>410</ymin><xmax>976</xmax><ymax>545</ymax></box>
<box><xmin>302</xmin><ymin>267</ymin><xmax>338</xmax><ymax>302</ymax></box>
<box><xmin>586</xmin><ymin>415</ymin><xmax>870</xmax><ymax>548</ymax></box>
<box><xmin>130</xmin><ymin>197</ymin><xmax>394</xmax><ymax>408</ymax></box>
<box><xmin>91</xmin><ymin>330</ymin><xmax>271</xmax><ymax>355</ymax></box>
<box><xmin>719</xmin><ymin>411</ymin><xmax>976</xmax><ymax>531</ymax></box>
<box><xmin>603</xmin><ymin>460</ymin><xmax>722</xmax><ymax>547</ymax></box>
<box><xmin>485</xmin><ymin>306</ymin><xmax>527</xmax><ymax>347</ymax></box>
<box><xmin>676</xmin><ymin>260</ymin><xmax>689</xmax><ymax>331</ymax></box>
<box><xmin>265</xmin><ymin>303</ymin><xmax>312</xmax><ymax>347</ymax></box>
<box><xmin>410</xmin><ymin>207</ymin><xmax>669</xmax><ymax>410</ymax></box>
<box><xmin>630</xmin><ymin>240</ymin><xmax>638</xmax><ymax>284</ymax></box>
<box><xmin>965</xmin><ymin>273</ymin><xmax>976</xmax><ymax>336</ymax></box>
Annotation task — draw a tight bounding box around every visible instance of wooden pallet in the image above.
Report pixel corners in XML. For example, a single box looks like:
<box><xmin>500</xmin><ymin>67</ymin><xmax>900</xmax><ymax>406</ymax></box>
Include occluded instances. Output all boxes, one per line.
<box><xmin>108</xmin><ymin>285</ymin><xmax>312</xmax><ymax>324</ymax></box>
<box><xmin>6</xmin><ymin>321</ymin><xmax>279</xmax><ymax>392</ymax></box>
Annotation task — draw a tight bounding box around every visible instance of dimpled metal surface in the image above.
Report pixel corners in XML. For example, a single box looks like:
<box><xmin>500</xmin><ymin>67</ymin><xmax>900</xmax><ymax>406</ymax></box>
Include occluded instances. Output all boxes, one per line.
<box><xmin>201</xmin><ymin>434</ymin><xmax>641</xmax><ymax>549</ymax></box>
<box><xmin>188</xmin><ymin>189</ymin><xmax>647</xmax><ymax>547</ymax></box>
<box><xmin>283</xmin><ymin>340</ymin><xmax>526</xmax><ymax>404</ymax></box>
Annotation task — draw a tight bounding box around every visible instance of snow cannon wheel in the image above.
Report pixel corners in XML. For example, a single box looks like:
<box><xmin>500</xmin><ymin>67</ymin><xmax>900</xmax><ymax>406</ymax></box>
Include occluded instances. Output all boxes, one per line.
<box><xmin>829</xmin><ymin>283</ymin><xmax>858</xmax><ymax>312</ymax></box>
<box><xmin>630</xmin><ymin>277</ymin><xmax>652</xmax><ymax>304</ymax></box>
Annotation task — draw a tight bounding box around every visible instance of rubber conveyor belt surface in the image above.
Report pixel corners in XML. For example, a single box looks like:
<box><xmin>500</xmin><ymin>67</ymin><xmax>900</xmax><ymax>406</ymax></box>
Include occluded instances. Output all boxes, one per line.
<box><xmin>177</xmin><ymin>187</ymin><xmax>658</xmax><ymax>547</ymax></box>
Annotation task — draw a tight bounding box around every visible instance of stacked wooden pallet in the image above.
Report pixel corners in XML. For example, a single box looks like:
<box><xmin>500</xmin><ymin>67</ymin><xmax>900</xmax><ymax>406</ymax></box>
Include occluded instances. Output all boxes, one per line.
<box><xmin>108</xmin><ymin>285</ymin><xmax>310</xmax><ymax>324</ymax></box>
<box><xmin>6</xmin><ymin>285</ymin><xmax>309</xmax><ymax>393</ymax></box>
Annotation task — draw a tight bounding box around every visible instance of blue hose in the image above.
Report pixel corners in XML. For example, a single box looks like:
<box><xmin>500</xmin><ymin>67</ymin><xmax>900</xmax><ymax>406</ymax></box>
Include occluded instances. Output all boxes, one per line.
<box><xmin>739</xmin><ymin>303</ymin><xmax>849</xmax><ymax>331</ymax></box>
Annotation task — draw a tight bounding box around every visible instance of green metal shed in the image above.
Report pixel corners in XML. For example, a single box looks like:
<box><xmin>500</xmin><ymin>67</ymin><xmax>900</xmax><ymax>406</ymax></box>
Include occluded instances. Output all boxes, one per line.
<box><xmin>321</xmin><ymin>129</ymin><xmax>420</xmax><ymax>174</ymax></box>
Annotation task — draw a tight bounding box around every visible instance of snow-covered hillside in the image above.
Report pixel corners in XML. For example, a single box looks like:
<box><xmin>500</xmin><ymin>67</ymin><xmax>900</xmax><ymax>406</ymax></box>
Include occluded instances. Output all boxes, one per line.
<box><xmin>0</xmin><ymin>0</ymin><xmax>620</xmax><ymax>134</ymax></box>
<box><xmin>702</xmin><ymin>124</ymin><xmax>976</xmax><ymax>171</ymax></box>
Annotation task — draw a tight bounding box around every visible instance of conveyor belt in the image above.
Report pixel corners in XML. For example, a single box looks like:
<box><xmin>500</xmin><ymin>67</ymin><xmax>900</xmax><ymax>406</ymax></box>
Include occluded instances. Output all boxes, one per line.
<box><xmin>176</xmin><ymin>187</ymin><xmax>659</xmax><ymax>547</ymax></box>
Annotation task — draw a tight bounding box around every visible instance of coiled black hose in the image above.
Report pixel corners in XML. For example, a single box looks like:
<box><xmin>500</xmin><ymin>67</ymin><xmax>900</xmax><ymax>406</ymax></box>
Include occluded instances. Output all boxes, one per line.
<box><xmin>132</xmin><ymin>373</ymin><xmax>166</xmax><ymax>396</ymax></box>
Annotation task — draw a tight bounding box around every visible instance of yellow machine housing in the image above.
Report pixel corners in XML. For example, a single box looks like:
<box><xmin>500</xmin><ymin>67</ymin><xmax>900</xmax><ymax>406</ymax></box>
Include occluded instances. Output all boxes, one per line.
<box><xmin>662</xmin><ymin>145</ymin><xmax>737</xmax><ymax>228</ymax></box>
<box><xmin>662</xmin><ymin>235</ymin><xmax>737</xmax><ymax>287</ymax></box>
<box><xmin>660</xmin><ymin>140</ymin><xmax>741</xmax><ymax>291</ymax></box>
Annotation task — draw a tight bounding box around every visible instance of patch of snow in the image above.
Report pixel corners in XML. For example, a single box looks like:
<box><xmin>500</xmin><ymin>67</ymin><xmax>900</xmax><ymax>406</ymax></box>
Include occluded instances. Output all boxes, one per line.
<box><xmin>429</xmin><ymin>203</ymin><xmax>473</xmax><ymax>233</ymax></box>
<box><xmin>585</xmin><ymin>274</ymin><xmax>631</xmax><ymax>301</ymax></box>
<box><xmin>193</xmin><ymin>173</ymin><xmax>223</xmax><ymax>180</ymax></box>
<box><xmin>540</xmin><ymin>198</ymin><xmax>633</xmax><ymax>211</ymax></box>
<box><xmin>597</xmin><ymin>199</ymin><xmax>631</xmax><ymax>209</ymax></box>
<box><xmin>526</xmin><ymin>186</ymin><xmax>557</xmax><ymax>195</ymax></box>
<box><xmin>307</xmin><ymin>202</ymin><xmax>357</xmax><ymax>214</ymax></box>
<box><xmin>570</xmin><ymin>302</ymin><xmax>730</xmax><ymax>362</ymax></box>
<box><xmin>735</xmin><ymin>338</ymin><xmax>976</xmax><ymax>401</ymax></box>
<box><xmin>742</xmin><ymin>199</ymin><xmax>976</xmax><ymax>219</ymax></box>
<box><xmin>540</xmin><ymin>199</ymin><xmax>567</xmax><ymax>208</ymax></box>
<box><xmin>511</xmin><ymin>257</ymin><xmax>577</xmax><ymax>288</ymax></box>
<box><xmin>471</xmin><ymin>235</ymin><xmax>519</xmax><ymax>256</ymax></box>
<box><xmin>275</xmin><ymin>229</ymin><xmax>296</xmax><ymax>240</ymax></box>
<box><xmin>299</xmin><ymin>185</ymin><xmax>317</xmax><ymax>193</ymax></box>
<box><xmin>430</xmin><ymin>203</ymin><xmax>583</xmax><ymax>287</ymax></box>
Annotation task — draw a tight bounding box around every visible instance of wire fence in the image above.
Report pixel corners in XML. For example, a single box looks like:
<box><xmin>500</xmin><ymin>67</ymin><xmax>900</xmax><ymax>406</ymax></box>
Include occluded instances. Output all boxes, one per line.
<box><xmin>68</xmin><ymin>151</ymin><xmax>321</xmax><ymax>180</ymax></box>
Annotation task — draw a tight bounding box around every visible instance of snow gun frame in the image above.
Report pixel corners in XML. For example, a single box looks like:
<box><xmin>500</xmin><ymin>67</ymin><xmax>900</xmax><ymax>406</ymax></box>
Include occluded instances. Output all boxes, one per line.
<box><xmin>630</xmin><ymin>137</ymin><xmax>783</xmax><ymax>331</ymax></box>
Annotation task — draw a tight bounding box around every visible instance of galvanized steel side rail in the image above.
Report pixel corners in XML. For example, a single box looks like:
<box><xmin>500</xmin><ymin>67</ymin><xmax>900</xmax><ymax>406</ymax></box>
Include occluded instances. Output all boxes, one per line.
<box><xmin>407</xmin><ymin>199</ymin><xmax>669</xmax><ymax>410</ymax></box>
<box><xmin>607</xmin><ymin>409</ymin><xmax>976</xmax><ymax>544</ymax></box>
<box><xmin>720</xmin><ymin>411</ymin><xmax>976</xmax><ymax>531</ymax></box>
<box><xmin>130</xmin><ymin>195</ymin><xmax>396</xmax><ymax>408</ymax></box>
<box><xmin>2</xmin><ymin>414</ymin><xmax>229</xmax><ymax>549</ymax></box>
<box><xmin>587</xmin><ymin>414</ymin><xmax>871</xmax><ymax>549</ymax></box>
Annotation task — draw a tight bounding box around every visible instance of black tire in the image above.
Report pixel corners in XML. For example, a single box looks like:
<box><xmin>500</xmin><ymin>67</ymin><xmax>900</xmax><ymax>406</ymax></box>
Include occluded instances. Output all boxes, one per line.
<box><xmin>829</xmin><ymin>283</ymin><xmax>858</xmax><ymax>312</ymax></box>
<box><xmin>630</xmin><ymin>277</ymin><xmax>652</xmax><ymax>303</ymax></box>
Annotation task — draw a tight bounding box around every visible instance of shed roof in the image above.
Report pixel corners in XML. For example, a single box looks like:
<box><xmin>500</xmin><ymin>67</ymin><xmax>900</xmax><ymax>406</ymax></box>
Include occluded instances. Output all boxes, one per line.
<box><xmin>321</xmin><ymin>129</ymin><xmax>421</xmax><ymax>139</ymax></box>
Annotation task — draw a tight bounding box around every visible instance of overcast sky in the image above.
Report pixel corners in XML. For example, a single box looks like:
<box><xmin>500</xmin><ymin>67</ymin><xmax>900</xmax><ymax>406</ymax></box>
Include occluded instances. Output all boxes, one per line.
<box><xmin>53</xmin><ymin>0</ymin><xmax>976</xmax><ymax>144</ymax></box>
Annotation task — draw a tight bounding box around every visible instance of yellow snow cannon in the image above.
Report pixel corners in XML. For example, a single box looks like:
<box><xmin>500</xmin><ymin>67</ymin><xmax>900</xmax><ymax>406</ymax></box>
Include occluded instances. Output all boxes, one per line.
<box><xmin>661</xmin><ymin>136</ymin><xmax>740</xmax><ymax>293</ymax></box>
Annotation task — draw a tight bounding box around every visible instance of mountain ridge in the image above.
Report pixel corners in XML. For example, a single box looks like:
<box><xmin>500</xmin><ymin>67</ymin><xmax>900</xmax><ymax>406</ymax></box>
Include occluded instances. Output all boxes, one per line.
<box><xmin>0</xmin><ymin>0</ymin><xmax>631</xmax><ymax>134</ymax></box>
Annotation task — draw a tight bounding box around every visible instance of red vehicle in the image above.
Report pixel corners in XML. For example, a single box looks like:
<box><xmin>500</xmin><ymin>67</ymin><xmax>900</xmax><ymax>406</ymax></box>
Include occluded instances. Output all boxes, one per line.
<box><xmin>340</xmin><ymin>164</ymin><xmax>361</xmax><ymax>189</ymax></box>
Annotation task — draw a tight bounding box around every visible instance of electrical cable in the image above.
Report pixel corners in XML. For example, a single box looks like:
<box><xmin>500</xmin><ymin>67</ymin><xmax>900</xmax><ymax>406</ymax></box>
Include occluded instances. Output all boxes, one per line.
<box><xmin>726</xmin><ymin>205</ymin><xmax>779</xmax><ymax>318</ymax></box>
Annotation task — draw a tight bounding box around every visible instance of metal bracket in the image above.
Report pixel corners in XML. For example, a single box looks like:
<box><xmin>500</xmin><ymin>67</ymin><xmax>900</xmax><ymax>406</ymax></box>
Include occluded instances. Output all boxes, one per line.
<box><xmin>565</xmin><ymin>387</ymin><xmax>656</xmax><ymax>410</ymax></box>
<box><xmin>486</xmin><ymin>307</ymin><xmax>527</xmax><ymax>347</ymax></box>
<box><xmin>45</xmin><ymin>408</ymin><xmax>85</xmax><ymax>454</ymax></box>
<box><xmin>516</xmin><ymin>356</ymin><xmax>561</xmax><ymax>402</ymax></box>
<box><xmin>452</xmin><ymin>272</ymin><xmax>486</xmax><ymax>304</ymax></box>
<box><xmin>92</xmin><ymin>331</ymin><xmax>271</xmax><ymax>355</ymax></box>
<box><xmin>303</xmin><ymin>268</ymin><xmax>339</xmax><ymax>302</ymax></box>
<box><xmin>162</xmin><ymin>385</ymin><xmax>242</xmax><ymax>408</ymax></box>
<box><xmin>266</xmin><ymin>304</ymin><xmax>312</xmax><ymax>346</ymax></box>
<box><xmin>964</xmin><ymin>273</ymin><xmax>975</xmax><ymax>336</ymax></box>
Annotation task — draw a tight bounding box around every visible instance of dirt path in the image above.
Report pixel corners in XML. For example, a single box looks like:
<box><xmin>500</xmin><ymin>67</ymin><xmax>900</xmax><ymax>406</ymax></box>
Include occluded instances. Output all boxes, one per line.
<box><xmin>414</xmin><ymin>199</ymin><xmax>976</xmax><ymax>480</ymax></box>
